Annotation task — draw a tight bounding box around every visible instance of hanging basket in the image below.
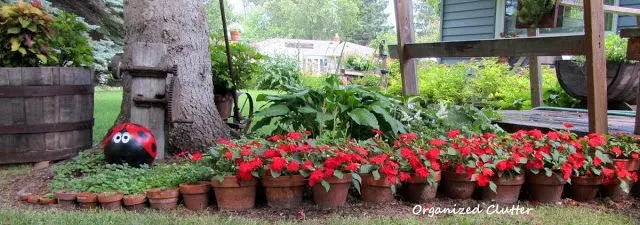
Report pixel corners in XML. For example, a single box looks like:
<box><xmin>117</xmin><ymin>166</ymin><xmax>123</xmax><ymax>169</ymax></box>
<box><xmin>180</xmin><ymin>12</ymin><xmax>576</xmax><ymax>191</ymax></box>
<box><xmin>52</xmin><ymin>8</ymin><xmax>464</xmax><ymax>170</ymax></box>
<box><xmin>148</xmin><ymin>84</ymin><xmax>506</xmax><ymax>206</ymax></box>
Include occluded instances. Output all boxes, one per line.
<box><xmin>516</xmin><ymin>0</ymin><xmax>564</xmax><ymax>29</ymax></box>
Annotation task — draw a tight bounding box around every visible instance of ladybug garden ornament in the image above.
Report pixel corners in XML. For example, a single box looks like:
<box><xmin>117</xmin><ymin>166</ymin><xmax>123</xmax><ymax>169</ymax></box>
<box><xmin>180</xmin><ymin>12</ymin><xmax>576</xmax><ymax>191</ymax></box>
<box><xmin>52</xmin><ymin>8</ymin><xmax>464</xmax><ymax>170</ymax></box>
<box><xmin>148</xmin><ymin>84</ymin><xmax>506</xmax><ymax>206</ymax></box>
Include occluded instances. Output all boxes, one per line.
<box><xmin>103</xmin><ymin>123</ymin><xmax>157</xmax><ymax>167</ymax></box>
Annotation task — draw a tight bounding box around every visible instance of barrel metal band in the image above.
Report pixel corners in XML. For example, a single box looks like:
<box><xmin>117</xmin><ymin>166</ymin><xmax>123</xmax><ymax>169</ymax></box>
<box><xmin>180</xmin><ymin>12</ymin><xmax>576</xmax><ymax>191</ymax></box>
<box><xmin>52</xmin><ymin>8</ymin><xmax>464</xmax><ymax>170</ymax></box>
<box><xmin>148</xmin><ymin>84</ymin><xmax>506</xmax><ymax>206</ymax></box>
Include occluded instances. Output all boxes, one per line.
<box><xmin>0</xmin><ymin>119</ymin><xmax>94</xmax><ymax>134</ymax></box>
<box><xmin>0</xmin><ymin>85</ymin><xmax>94</xmax><ymax>98</ymax></box>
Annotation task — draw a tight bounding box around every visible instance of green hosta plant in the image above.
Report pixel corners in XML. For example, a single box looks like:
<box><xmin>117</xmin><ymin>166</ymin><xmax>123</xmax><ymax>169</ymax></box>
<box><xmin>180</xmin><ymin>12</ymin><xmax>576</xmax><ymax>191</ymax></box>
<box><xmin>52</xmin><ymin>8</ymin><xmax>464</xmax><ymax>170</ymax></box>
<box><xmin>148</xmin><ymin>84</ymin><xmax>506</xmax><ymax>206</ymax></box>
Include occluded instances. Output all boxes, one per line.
<box><xmin>0</xmin><ymin>0</ymin><xmax>57</xmax><ymax>66</ymax></box>
<box><xmin>252</xmin><ymin>76</ymin><xmax>406</xmax><ymax>140</ymax></box>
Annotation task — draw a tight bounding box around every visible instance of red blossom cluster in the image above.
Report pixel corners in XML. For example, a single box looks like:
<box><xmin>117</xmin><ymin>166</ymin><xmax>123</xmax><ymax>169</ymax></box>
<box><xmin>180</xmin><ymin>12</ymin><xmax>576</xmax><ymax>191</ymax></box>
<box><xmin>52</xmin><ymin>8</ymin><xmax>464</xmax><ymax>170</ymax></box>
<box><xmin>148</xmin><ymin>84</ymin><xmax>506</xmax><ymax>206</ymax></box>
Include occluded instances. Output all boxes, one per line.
<box><xmin>212</xmin><ymin>138</ymin><xmax>263</xmax><ymax>181</ymax></box>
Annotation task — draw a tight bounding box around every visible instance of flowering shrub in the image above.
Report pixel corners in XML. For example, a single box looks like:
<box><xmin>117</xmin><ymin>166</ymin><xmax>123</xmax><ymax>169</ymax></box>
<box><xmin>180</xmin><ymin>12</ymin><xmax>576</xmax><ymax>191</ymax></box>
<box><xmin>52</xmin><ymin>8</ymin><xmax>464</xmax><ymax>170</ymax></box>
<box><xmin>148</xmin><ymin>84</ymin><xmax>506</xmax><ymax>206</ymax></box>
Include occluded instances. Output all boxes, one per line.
<box><xmin>607</xmin><ymin>133</ymin><xmax>640</xmax><ymax>160</ymax></box>
<box><xmin>210</xmin><ymin>138</ymin><xmax>264</xmax><ymax>181</ymax></box>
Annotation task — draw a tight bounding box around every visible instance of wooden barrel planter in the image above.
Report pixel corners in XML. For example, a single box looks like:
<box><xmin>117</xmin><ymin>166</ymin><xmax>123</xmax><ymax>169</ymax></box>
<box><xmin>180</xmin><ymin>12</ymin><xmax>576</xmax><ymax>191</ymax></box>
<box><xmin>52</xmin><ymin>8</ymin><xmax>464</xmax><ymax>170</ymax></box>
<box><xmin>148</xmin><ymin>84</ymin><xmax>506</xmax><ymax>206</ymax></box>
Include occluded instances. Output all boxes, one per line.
<box><xmin>0</xmin><ymin>67</ymin><xmax>94</xmax><ymax>164</ymax></box>
<box><xmin>555</xmin><ymin>60</ymin><xmax>640</xmax><ymax>104</ymax></box>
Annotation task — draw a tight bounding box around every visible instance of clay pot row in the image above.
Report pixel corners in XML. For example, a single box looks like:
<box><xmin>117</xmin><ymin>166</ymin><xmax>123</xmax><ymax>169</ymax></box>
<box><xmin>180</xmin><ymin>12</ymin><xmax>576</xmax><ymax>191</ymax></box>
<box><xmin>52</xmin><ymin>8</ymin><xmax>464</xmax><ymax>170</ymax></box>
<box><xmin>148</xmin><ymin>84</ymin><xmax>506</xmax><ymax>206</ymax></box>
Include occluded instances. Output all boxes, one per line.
<box><xmin>211</xmin><ymin>172</ymin><xmax>443</xmax><ymax>211</ymax></box>
<box><xmin>18</xmin><ymin>194</ymin><xmax>57</xmax><ymax>205</ymax></box>
<box><xmin>440</xmin><ymin>170</ymin><xmax>636</xmax><ymax>204</ymax></box>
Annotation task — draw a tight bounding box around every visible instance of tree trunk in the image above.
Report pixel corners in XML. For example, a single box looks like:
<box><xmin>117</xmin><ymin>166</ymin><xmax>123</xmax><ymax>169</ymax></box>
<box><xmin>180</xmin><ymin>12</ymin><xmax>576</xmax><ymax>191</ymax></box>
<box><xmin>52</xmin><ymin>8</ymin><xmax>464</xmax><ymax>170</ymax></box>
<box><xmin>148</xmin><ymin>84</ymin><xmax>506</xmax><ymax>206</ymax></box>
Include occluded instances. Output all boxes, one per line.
<box><xmin>115</xmin><ymin>0</ymin><xmax>229</xmax><ymax>154</ymax></box>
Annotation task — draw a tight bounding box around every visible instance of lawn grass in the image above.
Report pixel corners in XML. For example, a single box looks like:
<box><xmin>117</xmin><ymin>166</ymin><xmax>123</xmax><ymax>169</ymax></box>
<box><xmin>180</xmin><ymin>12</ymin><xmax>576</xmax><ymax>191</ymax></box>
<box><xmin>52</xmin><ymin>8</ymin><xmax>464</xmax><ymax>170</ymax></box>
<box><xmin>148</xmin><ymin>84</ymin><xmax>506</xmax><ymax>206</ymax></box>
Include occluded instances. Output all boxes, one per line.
<box><xmin>0</xmin><ymin>204</ymin><xmax>634</xmax><ymax>225</ymax></box>
<box><xmin>92</xmin><ymin>88</ymin><xmax>279</xmax><ymax>142</ymax></box>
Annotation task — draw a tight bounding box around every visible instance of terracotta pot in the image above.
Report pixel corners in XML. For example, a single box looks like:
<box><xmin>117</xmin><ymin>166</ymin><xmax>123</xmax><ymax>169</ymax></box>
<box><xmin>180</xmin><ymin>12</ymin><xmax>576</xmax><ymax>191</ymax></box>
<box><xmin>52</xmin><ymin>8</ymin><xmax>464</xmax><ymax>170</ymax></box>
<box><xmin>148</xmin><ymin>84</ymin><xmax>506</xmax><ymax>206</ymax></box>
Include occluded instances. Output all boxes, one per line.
<box><xmin>123</xmin><ymin>193</ymin><xmax>147</xmax><ymax>211</ymax></box>
<box><xmin>55</xmin><ymin>191</ymin><xmax>77</xmax><ymax>209</ymax></box>
<box><xmin>26</xmin><ymin>195</ymin><xmax>39</xmax><ymax>204</ymax></box>
<box><xmin>613</xmin><ymin>158</ymin><xmax>640</xmax><ymax>172</ymax></box>
<box><xmin>98</xmin><ymin>192</ymin><xmax>123</xmax><ymax>210</ymax></box>
<box><xmin>211</xmin><ymin>176</ymin><xmax>257</xmax><ymax>211</ymax></box>
<box><xmin>481</xmin><ymin>174</ymin><xmax>525</xmax><ymax>204</ymax></box>
<box><xmin>400</xmin><ymin>171</ymin><xmax>441</xmax><ymax>203</ymax></box>
<box><xmin>39</xmin><ymin>196</ymin><xmax>57</xmax><ymax>205</ymax></box>
<box><xmin>441</xmin><ymin>171</ymin><xmax>476</xmax><ymax>199</ymax></box>
<box><xmin>76</xmin><ymin>192</ymin><xmax>99</xmax><ymax>209</ymax></box>
<box><xmin>602</xmin><ymin>177</ymin><xmax>634</xmax><ymax>202</ymax></box>
<box><xmin>261</xmin><ymin>174</ymin><xmax>305</xmax><ymax>209</ymax></box>
<box><xmin>569</xmin><ymin>176</ymin><xmax>602</xmax><ymax>202</ymax></box>
<box><xmin>312</xmin><ymin>174</ymin><xmax>352</xmax><ymax>208</ymax></box>
<box><xmin>526</xmin><ymin>171</ymin><xmax>566</xmax><ymax>203</ymax></box>
<box><xmin>17</xmin><ymin>192</ymin><xmax>32</xmax><ymax>201</ymax></box>
<box><xmin>180</xmin><ymin>181</ymin><xmax>211</xmax><ymax>211</ymax></box>
<box><xmin>360</xmin><ymin>174</ymin><xmax>395</xmax><ymax>204</ymax></box>
<box><xmin>147</xmin><ymin>188</ymin><xmax>179</xmax><ymax>210</ymax></box>
<box><xmin>214</xmin><ymin>92</ymin><xmax>234</xmax><ymax>121</ymax></box>
<box><xmin>230</xmin><ymin>31</ymin><xmax>241</xmax><ymax>41</ymax></box>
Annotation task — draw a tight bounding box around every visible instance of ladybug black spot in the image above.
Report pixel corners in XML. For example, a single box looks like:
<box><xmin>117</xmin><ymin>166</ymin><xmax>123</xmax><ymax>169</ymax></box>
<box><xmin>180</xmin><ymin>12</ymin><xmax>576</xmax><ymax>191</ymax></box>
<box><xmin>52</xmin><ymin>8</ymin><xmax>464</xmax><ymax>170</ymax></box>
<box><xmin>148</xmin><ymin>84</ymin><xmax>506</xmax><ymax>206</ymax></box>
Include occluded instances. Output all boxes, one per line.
<box><xmin>151</xmin><ymin>143</ymin><xmax>157</xmax><ymax>153</ymax></box>
<box><xmin>137</xmin><ymin>131</ymin><xmax>148</xmax><ymax>139</ymax></box>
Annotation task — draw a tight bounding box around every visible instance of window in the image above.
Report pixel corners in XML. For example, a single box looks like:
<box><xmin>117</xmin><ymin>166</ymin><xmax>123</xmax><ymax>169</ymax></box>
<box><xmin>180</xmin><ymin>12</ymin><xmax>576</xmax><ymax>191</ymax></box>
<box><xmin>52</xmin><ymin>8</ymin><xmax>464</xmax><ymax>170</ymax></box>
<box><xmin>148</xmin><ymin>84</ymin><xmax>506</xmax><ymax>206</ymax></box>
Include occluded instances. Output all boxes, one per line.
<box><xmin>501</xmin><ymin>0</ymin><xmax>617</xmax><ymax>37</ymax></box>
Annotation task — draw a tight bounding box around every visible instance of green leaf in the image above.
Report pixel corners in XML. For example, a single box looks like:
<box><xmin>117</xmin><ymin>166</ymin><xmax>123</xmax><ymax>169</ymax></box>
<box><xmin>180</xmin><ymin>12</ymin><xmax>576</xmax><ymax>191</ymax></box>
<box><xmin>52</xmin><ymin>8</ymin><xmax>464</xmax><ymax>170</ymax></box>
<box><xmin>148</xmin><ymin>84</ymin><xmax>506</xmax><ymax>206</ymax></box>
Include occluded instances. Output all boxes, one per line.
<box><xmin>348</xmin><ymin>108</ymin><xmax>379</xmax><ymax>129</ymax></box>
<box><xmin>36</xmin><ymin>54</ymin><xmax>46</xmax><ymax>63</ymax></box>
<box><xmin>351</xmin><ymin>172</ymin><xmax>362</xmax><ymax>184</ymax></box>
<box><xmin>352</xmin><ymin>178</ymin><xmax>361</xmax><ymax>194</ymax></box>
<box><xmin>271</xmin><ymin>170</ymin><xmax>281</xmax><ymax>178</ymax></box>
<box><xmin>544</xmin><ymin>168</ymin><xmax>552</xmax><ymax>177</ymax></box>
<box><xmin>447</xmin><ymin>147</ymin><xmax>457</xmax><ymax>156</ymax></box>
<box><xmin>7</xmin><ymin>27</ymin><xmax>20</xmax><ymax>34</ymax></box>
<box><xmin>390</xmin><ymin>185</ymin><xmax>397</xmax><ymax>194</ymax></box>
<box><xmin>298</xmin><ymin>169</ymin><xmax>309</xmax><ymax>177</ymax></box>
<box><xmin>298</xmin><ymin>106</ymin><xmax>316</xmax><ymax>114</ymax></box>
<box><xmin>333</xmin><ymin>170</ymin><xmax>344</xmax><ymax>179</ymax></box>
<box><xmin>257</xmin><ymin>105</ymin><xmax>290</xmax><ymax>117</ymax></box>
<box><xmin>10</xmin><ymin>38</ymin><xmax>19</xmax><ymax>51</ymax></box>
<box><xmin>19</xmin><ymin>17</ymin><xmax>29</xmax><ymax>28</ymax></box>
<box><xmin>214</xmin><ymin>175</ymin><xmax>224</xmax><ymax>182</ymax></box>
<box><xmin>359</xmin><ymin>164</ymin><xmax>373</xmax><ymax>174</ymax></box>
<box><xmin>489</xmin><ymin>182</ymin><xmax>498</xmax><ymax>193</ymax></box>
<box><xmin>620</xmin><ymin>179</ymin><xmax>630</xmax><ymax>193</ymax></box>
<box><xmin>18</xmin><ymin>47</ymin><xmax>26</xmax><ymax>55</ymax></box>
<box><xmin>372</xmin><ymin>170</ymin><xmax>381</xmax><ymax>180</ymax></box>
<box><xmin>251</xmin><ymin>170</ymin><xmax>260</xmax><ymax>178</ymax></box>
<box><xmin>321</xmin><ymin>180</ymin><xmax>330</xmax><ymax>192</ymax></box>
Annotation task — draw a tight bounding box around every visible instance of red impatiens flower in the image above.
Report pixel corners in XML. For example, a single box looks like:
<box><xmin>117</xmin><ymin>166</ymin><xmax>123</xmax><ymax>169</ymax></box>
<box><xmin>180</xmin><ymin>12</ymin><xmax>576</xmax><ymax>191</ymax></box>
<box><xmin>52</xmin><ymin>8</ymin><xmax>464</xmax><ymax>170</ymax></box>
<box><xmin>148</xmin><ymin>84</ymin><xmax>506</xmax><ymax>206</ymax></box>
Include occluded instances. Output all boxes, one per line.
<box><xmin>217</xmin><ymin>138</ymin><xmax>232</xmax><ymax>145</ymax></box>
<box><xmin>287</xmin><ymin>161</ymin><xmax>300</xmax><ymax>171</ymax></box>
<box><xmin>400</xmin><ymin>148</ymin><xmax>413</xmax><ymax>158</ymax></box>
<box><xmin>563</xmin><ymin>122</ymin><xmax>575</xmax><ymax>129</ymax></box>
<box><xmin>415</xmin><ymin>167</ymin><xmax>429</xmax><ymax>178</ymax></box>
<box><xmin>303</xmin><ymin>160</ymin><xmax>314</xmax><ymax>170</ymax></box>
<box><xmin>547</xmin><ymin>132</ymin><xmax>559</xmax><ymax>140</ymax></box>
<box><xmin>346</xmin><ymin>162</ymin><xmax>359</xmax><ymax>171</ymax></box>
<box><xmin>476</xmin><ymin>175</ymin><xmax>490</xmax><ymax>186</ymax></box>
<box><xmin>241</xmin><ymin>146</ymin><xmax>253</xmax><ymax>156</ymax></box>
<box><xmin>602</xmin><ymin>168</ymin><xmax>614</xmax><ymax>177</ymax></box>
<box><xmin>447</xmin><ymin>129</ymin><xmax>461</xmax><ymax>138</ymax></box>
<box><xmin>287</xmin><ymin>132</ymin><xmax>303</xmax><ymax>140</ymax></box>
<box><xmin>633</xmin><ymin>153</ymin><xmax>640</xmax><ymax>159</ymax></box>
<box><xmin>190</xmin><ymin>152</ymin><xmax>203</xmax><ymax>161</ymax></box>
<box><xmin>429</xmin><ymin>138</ymin><xmax>447</xmax><ymax>147</ymax></box>
<box><xmin>399</xmin><ymin>133</ymin><xmax>418</xmax><ymax>143</ymax></box>
<box><xmin>426</xmin><ymin>148</ymin><xmax>440</xmax><ymax>160</ymax></box>
<box><xmin>496</xmin><ymin>160</ymin><xmax>509</xmax><ymax>171</ymax></box>
<box><xmin>372</xmin><ymin>129</ymin><xmax>383</xmax><ymax>136</ymax></box>
<box><xmin>308</xmin><ymin>170</ymin><xmax>324</xmax><ymax>187</ymax></box>
<box><xmin>612</xmin><ymin>146</ymin><xmax>622</xmax><ymax>157</ymax></box>
<box><xmin>481</xmin><ymin>168</ymin><xmax>494</xmax><ymax>176</ymax></box>
<box><xmin>561</xmin><ymin>163</ymin><xmax>572</xmax><ymax>180</ymax></box>
<box><xmin>399</xmin><ymin>172</ymin><xmax>411</xmax><ymax>182</ymax></box>
<box><xmin>593</xmin><ymin>157</ymin><xmax>602</xmax><ymax>166</ymax></box>
<box><xmin>224</xmin><ymin>151</ymin><xmax>233</xmax><ymax>159</ymax></box>
<box><xmin>269</xmin><ymin>157</ymin><xmax>287</xmax><ymax>172</ymax></box>
<box><xmin>267</xmin><ymin>135</ymin><xmax>283</xmax><ymax>142</ymax></box>
<box><xmin>455</xmin><ymin>163</ymin><xmax>465</xmax><ymax>174</ymax></box>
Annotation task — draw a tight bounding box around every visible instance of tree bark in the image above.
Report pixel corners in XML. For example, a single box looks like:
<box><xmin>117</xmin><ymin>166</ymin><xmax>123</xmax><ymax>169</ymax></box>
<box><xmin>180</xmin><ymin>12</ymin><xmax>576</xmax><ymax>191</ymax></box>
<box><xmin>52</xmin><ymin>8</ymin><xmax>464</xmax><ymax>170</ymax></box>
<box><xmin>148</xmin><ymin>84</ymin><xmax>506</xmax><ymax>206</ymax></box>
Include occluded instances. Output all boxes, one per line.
<box><xmin>116</xmin><ymin>0</ymin><xmax>230</xmax><ymax>154</ymax></box>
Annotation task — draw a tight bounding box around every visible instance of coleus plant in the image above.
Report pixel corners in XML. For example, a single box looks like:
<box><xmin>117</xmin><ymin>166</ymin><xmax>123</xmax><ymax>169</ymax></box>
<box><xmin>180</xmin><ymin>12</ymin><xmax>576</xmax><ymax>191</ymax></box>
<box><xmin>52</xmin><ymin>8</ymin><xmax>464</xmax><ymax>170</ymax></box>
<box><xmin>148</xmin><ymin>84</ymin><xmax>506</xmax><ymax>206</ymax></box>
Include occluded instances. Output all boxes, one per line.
<box><xmin>261</xmin><ymin>131</ymin><xmax>312</xmax><ymax>178</ymax></box>
<box><xmin>0</xmin><ymin>0</ymin><xmax>57</xmax><ymax>66</ymax></box>
<box><xmin>209</xmin><ymin>138</ymin><xmax>264</xmax><ymax>182</ymax></box>
<box><xmin>472</xmin><ymin>132</ymin><xmax>528</xmax><ymax>193</ymax></box>
<box><xmin>300</xmin><ymin>137</ymin><xmax>365</xmax><ymax>192</ymax></box>
<box><xmin>607</xmin><ymin>133</ymin><xmax>640</xmax><ymax>160</ymax></box>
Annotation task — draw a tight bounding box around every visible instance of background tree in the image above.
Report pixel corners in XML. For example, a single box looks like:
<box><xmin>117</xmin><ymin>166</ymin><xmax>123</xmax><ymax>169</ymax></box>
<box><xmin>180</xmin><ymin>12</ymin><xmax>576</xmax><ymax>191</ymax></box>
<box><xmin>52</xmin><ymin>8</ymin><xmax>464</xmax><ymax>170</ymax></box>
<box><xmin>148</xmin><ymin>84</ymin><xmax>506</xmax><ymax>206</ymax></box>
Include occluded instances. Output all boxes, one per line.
<box><xmin>119</xmin><ymin>0</ymin><xmax>229</xmax><ymax>153</ymax></box>
<box><xmin>350</xmin><ymin>0</ymin><xmax>392</xmax><ymax>46</ymax></box>
<box><xmin>414</xmin><ymin>0</ymin><xmax>442</xmax><ymax>42</ymax></box>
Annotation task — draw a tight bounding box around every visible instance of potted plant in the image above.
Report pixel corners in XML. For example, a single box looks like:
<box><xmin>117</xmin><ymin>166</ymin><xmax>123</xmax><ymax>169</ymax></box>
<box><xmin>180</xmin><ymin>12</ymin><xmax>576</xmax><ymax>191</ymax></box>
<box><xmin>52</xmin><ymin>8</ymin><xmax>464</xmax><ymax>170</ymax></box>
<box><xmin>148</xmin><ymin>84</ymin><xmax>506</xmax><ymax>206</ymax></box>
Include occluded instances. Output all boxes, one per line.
<box><xmin>146</xmin><ymin>187</ymin><xmax>179</xmax><ymax>210</ymax></box>
<box><xmin>260</xmin><ymin>132</ymin><xmax>309</xmax><ymax>208</ymax></box>
<box><xmin>26</xmin><ymin>194</ymin><xmax>40</xmax><ymax>204</ymax></box>
<box><xmin>301</xmin><ymin>138</ymin><xmax>362</xmax><ymax>208</ymax></box>
<box><xmin>97</xmin><ymin>191</ymin><xmax>123</xmax><ymax>210</ymax></box>
<box><xmin>39</xmin><ymin>193</ymin><xmax>57</xmax><ymax>205</ymax></box>
<box><xmin>521</xmin><ymin>128</ymin><xmax>575</xmax><ymax>203</ymax></box>
<box><xmin>122</xmin><ymin>192</ymin><xmax>147</xmax><ymax>211</ymax></box>
<box><xmin>209</xmin><ymin>138</ymin><xmax>263</xmax><ymax>211</ymax></box>
<box><xmin>228</xmin><ymin>22</ymin><xmax>243</xmax><ymax>41</ymax></box>
<box><xmin>601</xmin><ymin>161</ymin><xmax>639</xmax><ymax>202</ymax></box>
<box><xmin>567</xmin><ymin>134</ymin><xmax>611</xmax><ymax>202</ymax></box>
<box><xmin>556</xmin><ymin>34</ymin><xmax>639</xmax><ymax>105</ymax></box>
<box><xmin>476</xmin><ymin>133</ymin><xmax>528</xmax><ymax>204</ymax></box>
<box><xmin>50</xmin><ymin>180</ymin><xmax>77</xmax><ymax>209</ymax></box>
<box><xmin>395</xmin><ymin>133</ymin><xmax>443</xmax><ymax>203</ymax></box>
<box><xmin>516</xmin><ymin>0</ymin><xmax>563</xmax><ymax>29</ymax></box>
<box><xmin>76</xmin><ymin>192</ymin><xmax>99</xmax><ymax>209</ymax></box>
<box><xmin>210</xmin><ymin>42</ymin><xmax>262</xmax><ymax>121</ymax></box>
<box><xmin>176</xmin><ymin>156</ymin><xmax>212</xmax><ymax>211</ymax></box>
<box><xmin>439</xmin><ymin>130</ymin><xmax>479</xmax><ymax>199</ymax></box>
<box><xmin>607</xmin><ymin>133</ymin><xmax>640</xmax><ymax>172</ymax></box>
<box><xmin>354</xmin><ymin>134</ymin><xmax>400</xmax><ymax>204</ymax></box>
<box><xmin>145</xmin><ymin>165</ymin><xmax>182</xmax><ymax>210</ymax></box>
